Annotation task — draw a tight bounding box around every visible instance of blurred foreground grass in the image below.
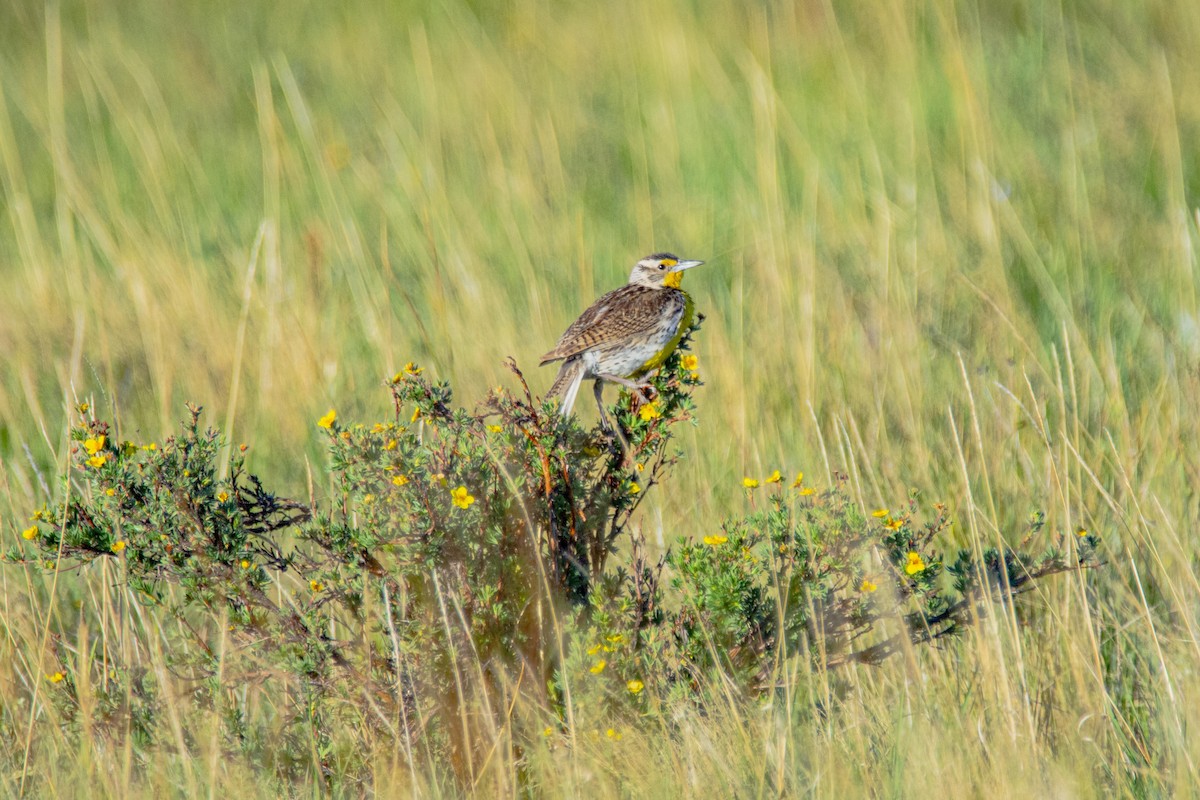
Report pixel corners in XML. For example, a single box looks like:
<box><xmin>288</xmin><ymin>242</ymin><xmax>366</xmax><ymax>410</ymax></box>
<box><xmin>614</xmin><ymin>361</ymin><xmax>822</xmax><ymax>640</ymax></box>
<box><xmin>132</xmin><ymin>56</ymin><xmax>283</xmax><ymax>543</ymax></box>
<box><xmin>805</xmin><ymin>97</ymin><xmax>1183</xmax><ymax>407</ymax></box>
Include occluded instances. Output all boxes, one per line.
<box><xmin>2</xmin><ymin>0</ymin><xmax>1200</xmax><ymax>795</ymax></box>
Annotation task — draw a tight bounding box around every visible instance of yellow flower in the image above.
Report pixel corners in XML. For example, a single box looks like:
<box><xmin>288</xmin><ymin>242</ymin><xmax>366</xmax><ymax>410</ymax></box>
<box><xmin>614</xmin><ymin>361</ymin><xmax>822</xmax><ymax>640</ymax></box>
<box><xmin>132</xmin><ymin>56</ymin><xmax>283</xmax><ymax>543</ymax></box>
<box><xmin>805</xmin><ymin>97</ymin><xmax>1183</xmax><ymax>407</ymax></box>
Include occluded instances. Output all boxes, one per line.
<box><xmin>798</xmin><ymin>487</ymin><xmax>816</xmax><ymax>496</ymax></box>
<box><xmin>317</xmin><ymin>409</ymin><xmax>337</xmax><ymax>429</ymax></box>
<box><xmin>111</xmin><ymin>540</ymin><xmax>126</xmax><ymax>553</ymax></box>
<box><xmin>635</xmin><ymin>462</ymin><xmax>644</xmax><ymax>472</ymax></box>
<box><xmin>742</xmin><ymin>477</ymin><xmax>759</xmax><ymax>489</ymax></box>
<box><xmin>791</xmin><ymin>472</ymin><xmax>805</xmax><ymax>487</ymax></box>
<box><xmin>83</xmin><ymin>435</ymin><xmax>106</xmax><ymax>455</ymax></box>
<box><xmin>487</xmin><ymin>424</ymin><xmax>503</xmax><ymax>433</ymax></box>
<box><xmin>217</xmin><ymin>491</ymin><xmax>229</xmax><ymax>503</ymax></box>
<box><xmin>451</xmin><ymin>486</ymin><xmax>475</xmax><ymax>510</ymax></box>
<box><xmin>638</xmin><ymin>402</ymin><xmax>661</xmax><ymax>422</ymax></box>
<box><xmin>47</xmin><ymin>672</ymin><xmax>65</xmax><ymax>683</ymax></box>
<box><xmin>860</xmin><ymin>579</ymin><xmax>878</xmax><ymax>593</ymax></box>
<box><xmin>872</xmin><ymin>509</ymin><xmax>889</xmax><ymax>519</ymax></box>
<box><xmin>86</xmin><ymin>454</ymin><xmax>107</xmax><ymax>468</ymax></box>
<box><xmin>587</xmin><ymin>643</ymin><xmax>603</xmax><ymax>656</ymax></box>
<box><xmin>589</xmin><ymin>659</ymin><xmax>607</xmax><ymax>674</ymax></box>
<box><xmin>542</xmin><ymin>726</ymin><xmax>554</xmax><ymax>737</ymax></box>
<box><xmin>626</xmin><ymin>679</ymin><xmax>644</xmax><ymax>695</ymax></box>
<box><xmin>629</xmin><ymin>482</ymin><xmax>641</xmax><ymax>495</ymax></box>
<box><xmin>363</xmin><ymin>494</ymin><xmax>375</xmax><ymax>505</ymax></box>
<box><xmin>1076</xmin><ymin>527</ymin><xmax>1088</xmax><ymax>537</ymax></box>
<box><xmin>681</xmin><ymin>354</ymin><xmax>698</xmax><ymax>372</ymax></box>
<box><xmin>765</xmin><ymin>470</ymin><xmax>782</xmax><ymax>484</ymax></box>
<box><xmin>703</xmin><ymin>535</ymin><xmax>728</xmax><ymax>546</ymax></box>
<box><xmin>310</xmin><ymin>579</ymin><xmax>324</xmax><ymax>592</ymax></box>
<box><xmin>885</xmin><ymin>517</ymin><xmax>904</xmax><ymax>530</ymax></box>
<box><xmin>905</xmin><ymin>552</ymin><xmax>926</xmax><ymax>575</ymax></box>
<box><xmin>411</xmin><ymin>408</ymin><xmax>421</xmax><ymax>423</ymax></box>
<box><xmin>21</xmin><ymin>525</ymin><xmax>37</xmax><ymax>540</ymax></box>
<box><xmin>78</xmin><ymin>402</ymin><xmax>89</xmax><ymax>413</ymax></box>
<box><xmin>606</xmin><ymin>634</ymin><xmax>624</xmax><ymax>643</ymax></box>
<box><xmin>142</xmin><ymin>442</ymin><xmax>157</xmax><ymax>451</ymax></box>
<box><xmin>606</xmin><ymin>728</ymin><xmax>622</xmax><ymax>741</ymax></box>
<box><xmin>240</xmin><ymin>559</ymin><xmax>251</xmax><ymax>569</ymax></box>
<box><xmin>392</xmin><ymin>475</ymin><xmax>410</xmax><ymax>486</ymax></box>
<box><xmin>404</xmin><ymin>362</ymin><xmax>423</xmax><ymax>376</ymax></box>
<box><xmin>383</xmin><ymin>439</ymin><xmax>398</xmax><ymax>451</ymax></box>
<box><xmin>104</xmin><ymin>488</ymin><xmax>115</xmax><ymax>497</ymax></box>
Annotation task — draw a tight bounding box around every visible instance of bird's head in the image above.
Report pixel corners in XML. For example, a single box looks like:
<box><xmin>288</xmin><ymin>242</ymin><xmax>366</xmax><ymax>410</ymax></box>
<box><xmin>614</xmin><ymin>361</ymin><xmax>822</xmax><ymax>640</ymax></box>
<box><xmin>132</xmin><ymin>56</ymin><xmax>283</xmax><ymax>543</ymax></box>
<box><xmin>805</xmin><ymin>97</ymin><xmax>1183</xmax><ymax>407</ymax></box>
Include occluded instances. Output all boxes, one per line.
<box><xmin>627</xmin><ymin>252</ymin><xmax>704</xmax><ymax>289</ymax></box>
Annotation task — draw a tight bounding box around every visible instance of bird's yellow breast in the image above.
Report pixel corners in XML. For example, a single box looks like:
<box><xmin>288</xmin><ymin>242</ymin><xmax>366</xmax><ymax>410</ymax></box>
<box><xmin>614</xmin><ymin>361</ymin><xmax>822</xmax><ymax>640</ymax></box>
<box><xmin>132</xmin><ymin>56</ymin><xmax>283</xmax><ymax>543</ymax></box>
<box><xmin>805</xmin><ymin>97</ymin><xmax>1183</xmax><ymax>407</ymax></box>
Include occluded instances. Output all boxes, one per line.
<box><xmin>632</xmin><ymin>290</ymin><xmax>694</xmax><ymax>376</ymax></box>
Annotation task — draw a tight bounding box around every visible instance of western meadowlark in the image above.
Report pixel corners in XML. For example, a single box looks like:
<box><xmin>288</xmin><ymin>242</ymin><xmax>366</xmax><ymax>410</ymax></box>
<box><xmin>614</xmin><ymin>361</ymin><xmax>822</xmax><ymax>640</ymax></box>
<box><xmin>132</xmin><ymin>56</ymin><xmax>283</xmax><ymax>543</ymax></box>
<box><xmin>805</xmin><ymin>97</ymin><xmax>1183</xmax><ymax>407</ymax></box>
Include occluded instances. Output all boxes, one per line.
<box><xmin>541</xmin><ymin>252</ymin><xmax>704</xmax><ymax>423</ymax></box>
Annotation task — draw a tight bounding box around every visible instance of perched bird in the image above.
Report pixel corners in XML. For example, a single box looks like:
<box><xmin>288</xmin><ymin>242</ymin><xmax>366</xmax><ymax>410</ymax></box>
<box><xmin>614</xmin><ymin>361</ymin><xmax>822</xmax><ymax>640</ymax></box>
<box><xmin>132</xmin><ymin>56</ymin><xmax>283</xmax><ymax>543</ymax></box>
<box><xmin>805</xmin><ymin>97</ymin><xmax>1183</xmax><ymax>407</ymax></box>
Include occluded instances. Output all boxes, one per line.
<box><xmin>541</xmin><ymin>252</ymin><xmax>704</xmax><ymax>424</ymax></box>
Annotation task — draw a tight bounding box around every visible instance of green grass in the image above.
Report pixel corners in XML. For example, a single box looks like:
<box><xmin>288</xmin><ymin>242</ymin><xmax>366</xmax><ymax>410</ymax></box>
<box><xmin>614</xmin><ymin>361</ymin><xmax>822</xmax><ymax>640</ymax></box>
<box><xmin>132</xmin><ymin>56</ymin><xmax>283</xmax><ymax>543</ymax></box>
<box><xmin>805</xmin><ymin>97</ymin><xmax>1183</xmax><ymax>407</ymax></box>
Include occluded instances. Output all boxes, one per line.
<box><xmin>2</xmin><ymin>0</ymin><xmax>1200</xmax><ymax>795</ymax></box>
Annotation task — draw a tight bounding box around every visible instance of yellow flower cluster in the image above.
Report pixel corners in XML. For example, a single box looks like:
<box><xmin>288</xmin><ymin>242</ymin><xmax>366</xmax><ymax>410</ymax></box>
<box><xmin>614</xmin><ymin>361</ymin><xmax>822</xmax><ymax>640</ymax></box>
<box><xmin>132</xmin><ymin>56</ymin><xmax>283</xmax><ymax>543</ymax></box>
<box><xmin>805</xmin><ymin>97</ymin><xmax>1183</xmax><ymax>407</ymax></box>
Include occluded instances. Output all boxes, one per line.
<box><xmin>79</xmin><ymin>436</ymin><xmax>109</xmax><ymax>468</ymax></box>
<box><xmin>791</xmin><ymin>471</ymin><xmax>816</xmax><ymax>496</ymax></box>
<box><xmin>317</xmin><ymin>409</ymin><xmax>337</xmax><ymax>429</ymax></box>
<box><xmin>703</xmin><ymin>534</ymin><xmax>728</xmax><ymax>546</ymax></box>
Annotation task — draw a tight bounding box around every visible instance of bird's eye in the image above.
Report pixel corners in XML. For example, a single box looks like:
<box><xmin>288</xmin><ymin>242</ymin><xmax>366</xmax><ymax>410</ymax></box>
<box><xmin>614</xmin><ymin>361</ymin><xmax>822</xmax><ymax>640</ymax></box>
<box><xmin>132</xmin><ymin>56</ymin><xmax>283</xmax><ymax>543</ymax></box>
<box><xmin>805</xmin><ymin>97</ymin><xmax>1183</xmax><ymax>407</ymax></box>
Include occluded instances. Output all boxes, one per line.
<box><xmin>657</xmin><ymin>263</ymin><xmax>666</xmax><ymax>270</ymax></box>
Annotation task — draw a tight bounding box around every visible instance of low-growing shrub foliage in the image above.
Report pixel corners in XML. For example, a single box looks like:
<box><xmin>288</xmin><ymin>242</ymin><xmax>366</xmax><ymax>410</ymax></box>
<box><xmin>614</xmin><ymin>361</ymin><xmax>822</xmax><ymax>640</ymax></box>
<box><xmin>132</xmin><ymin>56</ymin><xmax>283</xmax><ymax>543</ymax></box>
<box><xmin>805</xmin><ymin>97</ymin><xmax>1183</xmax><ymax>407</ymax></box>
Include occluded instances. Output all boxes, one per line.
<box><xmin>8</xmin><ymin>319</ymin><xmax>1100</xmax><ymax>788</ymax></box>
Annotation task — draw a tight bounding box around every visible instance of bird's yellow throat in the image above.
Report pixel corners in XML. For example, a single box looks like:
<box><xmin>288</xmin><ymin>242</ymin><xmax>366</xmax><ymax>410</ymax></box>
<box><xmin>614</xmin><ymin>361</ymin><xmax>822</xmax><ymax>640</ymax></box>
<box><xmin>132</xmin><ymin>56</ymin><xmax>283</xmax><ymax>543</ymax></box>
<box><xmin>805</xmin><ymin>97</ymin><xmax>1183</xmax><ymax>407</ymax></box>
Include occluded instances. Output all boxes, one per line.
<box><xmin>662</xmin><ymin>271</ymin><xmax>684</xmax><ymax>289</ymax></box>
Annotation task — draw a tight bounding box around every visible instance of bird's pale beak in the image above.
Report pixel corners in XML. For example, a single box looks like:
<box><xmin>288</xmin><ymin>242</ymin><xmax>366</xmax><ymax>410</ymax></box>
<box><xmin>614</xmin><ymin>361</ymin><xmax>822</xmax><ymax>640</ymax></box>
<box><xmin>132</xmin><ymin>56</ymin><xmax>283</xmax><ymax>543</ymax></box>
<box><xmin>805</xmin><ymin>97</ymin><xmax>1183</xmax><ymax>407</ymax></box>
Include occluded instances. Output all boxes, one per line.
<box><xmin>669</xmin><ymin>260</ymin><xmax>704</xmax><ymax>272</ymax></box>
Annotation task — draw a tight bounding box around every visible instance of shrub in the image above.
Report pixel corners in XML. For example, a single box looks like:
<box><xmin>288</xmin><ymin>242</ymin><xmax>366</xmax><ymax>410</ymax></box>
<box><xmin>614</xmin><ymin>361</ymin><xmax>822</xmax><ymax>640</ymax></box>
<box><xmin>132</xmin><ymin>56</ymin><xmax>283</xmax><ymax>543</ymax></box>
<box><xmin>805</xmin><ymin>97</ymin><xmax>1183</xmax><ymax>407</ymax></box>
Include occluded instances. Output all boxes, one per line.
<box><xmin>7</xmin><ymin>318</ymin><xmax>1100</xmax><ymax>789</ymax></box>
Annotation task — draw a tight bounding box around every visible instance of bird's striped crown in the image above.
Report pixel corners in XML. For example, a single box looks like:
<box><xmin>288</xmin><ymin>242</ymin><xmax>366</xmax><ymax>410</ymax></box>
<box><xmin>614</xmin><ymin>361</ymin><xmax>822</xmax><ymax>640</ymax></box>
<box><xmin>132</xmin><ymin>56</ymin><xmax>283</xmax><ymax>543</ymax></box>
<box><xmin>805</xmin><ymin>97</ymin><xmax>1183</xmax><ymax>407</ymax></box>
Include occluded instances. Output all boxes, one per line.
<box><xmin>628</xmin><ymin>253</ymin><xmax>703</xmax><ymax>289</ymax></box>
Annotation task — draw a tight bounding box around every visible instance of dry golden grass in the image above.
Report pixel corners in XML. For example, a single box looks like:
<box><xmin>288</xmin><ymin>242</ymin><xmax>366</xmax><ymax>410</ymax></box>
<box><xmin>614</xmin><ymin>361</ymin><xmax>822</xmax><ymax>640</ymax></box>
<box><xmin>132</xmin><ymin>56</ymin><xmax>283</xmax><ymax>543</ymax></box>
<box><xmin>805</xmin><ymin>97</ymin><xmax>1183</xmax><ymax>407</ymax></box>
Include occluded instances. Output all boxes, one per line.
<box><xmin>3</xmin><ymin>0</ymin><xmax>1200</xmax><ymax>795</ymax></box>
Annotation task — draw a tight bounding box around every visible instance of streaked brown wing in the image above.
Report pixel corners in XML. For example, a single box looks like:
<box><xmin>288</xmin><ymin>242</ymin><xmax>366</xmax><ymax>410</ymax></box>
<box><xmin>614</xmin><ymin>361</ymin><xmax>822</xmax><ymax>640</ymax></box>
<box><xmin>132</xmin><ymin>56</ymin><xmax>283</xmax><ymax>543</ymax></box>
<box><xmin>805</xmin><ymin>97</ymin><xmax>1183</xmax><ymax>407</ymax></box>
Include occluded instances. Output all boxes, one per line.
<box><xmin>539</xmin><ymin>285</ymin><xmax>677</xmax><ymax>364</ymax></box>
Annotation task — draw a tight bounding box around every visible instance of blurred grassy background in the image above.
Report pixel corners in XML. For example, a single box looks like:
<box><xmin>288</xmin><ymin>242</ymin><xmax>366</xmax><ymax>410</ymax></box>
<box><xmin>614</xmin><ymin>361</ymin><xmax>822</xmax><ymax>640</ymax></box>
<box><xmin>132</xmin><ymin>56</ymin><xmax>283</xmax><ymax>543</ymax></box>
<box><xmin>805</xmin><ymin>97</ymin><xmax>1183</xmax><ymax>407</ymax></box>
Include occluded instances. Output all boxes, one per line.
<box><xmin>2</xmin><ymin>0</ymin><xmax>1200</xmax><ymax>794</ymax></box>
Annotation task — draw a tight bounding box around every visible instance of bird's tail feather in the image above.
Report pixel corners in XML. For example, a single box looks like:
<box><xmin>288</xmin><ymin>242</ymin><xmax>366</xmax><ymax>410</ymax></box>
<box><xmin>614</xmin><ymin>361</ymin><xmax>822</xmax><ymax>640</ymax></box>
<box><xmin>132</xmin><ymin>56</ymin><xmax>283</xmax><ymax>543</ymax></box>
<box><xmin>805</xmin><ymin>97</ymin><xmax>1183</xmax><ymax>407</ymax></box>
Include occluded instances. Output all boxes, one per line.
<box><xmin>546</xmin><ymin>359</ymin><xmax>586</xmax><ymax>417</ymax></box>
